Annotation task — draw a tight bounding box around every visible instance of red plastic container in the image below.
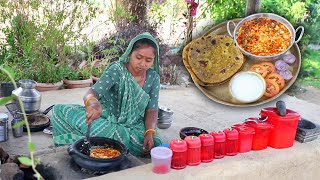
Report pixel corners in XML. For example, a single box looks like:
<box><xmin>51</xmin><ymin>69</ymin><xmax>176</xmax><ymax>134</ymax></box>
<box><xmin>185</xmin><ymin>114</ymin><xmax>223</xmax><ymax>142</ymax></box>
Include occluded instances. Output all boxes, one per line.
<box><xmin>210</xmin><ymin>131</ymin><xmax>226</xmax><ymax>159</ymax></box>
<box><xmin>170</xmin><ymin>139</ymin><xmax>187</xmax><ymax>169</ymax></box>
<box><xmin>244</xmin><ymin>120</ymin><xmax>273</xmax><ymax>150</ymax></box>
<box><xmin>223</xmin><ymin>128</ymin><xmax>239</xmax><ymax>156</ymax></box>
<box><xmin>261</xmin><ymin>107</ymin><xmax>300</xmax><ymax>149</ymax></box>
<box><xmin>199</xmin><ymin>134</ymin><xmax>214</xmax><ymax>162</ymax></box>
<box><xmin>185</xmin><ymin>136</ymin><xmax>201</xmax><ymax>166</ymax></box>
<box><xmin>231</xmin><ymin>124</ymin><xmax>255</xmax><ymax>153</ymax></box>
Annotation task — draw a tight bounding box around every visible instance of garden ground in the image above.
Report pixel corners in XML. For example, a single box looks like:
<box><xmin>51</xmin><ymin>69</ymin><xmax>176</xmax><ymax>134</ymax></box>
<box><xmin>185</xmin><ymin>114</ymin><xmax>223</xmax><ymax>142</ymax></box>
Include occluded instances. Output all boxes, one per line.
<box><xmin>1</xmin><ymin>82</ymin><xmax>320</xmax><ymax>179</ymax></box>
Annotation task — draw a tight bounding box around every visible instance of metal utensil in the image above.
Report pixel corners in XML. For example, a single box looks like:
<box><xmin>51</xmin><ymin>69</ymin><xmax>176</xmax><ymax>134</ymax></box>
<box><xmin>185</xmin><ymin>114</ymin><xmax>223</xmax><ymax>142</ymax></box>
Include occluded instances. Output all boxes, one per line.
<box><xmin>80</xmin><ymin>113</ymin><xmax>94</xmax><ymax>155</ymax></box>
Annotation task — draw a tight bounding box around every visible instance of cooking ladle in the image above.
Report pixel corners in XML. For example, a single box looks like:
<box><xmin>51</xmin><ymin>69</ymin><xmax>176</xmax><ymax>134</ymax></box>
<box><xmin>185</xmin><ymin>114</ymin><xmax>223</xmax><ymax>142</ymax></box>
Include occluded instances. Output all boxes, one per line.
<box><xmin>80</xmin><ymin>113</ymin><xmax>94</xmax><ymax>155</ymax></box>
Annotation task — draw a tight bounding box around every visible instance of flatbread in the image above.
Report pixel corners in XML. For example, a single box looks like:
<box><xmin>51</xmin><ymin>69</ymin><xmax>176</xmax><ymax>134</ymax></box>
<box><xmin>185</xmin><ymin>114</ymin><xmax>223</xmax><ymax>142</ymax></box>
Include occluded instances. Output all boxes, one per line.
<box><xmin>187</xmin><ymin>34</ymin><xmax>244</xmax><ymax>84</ymax></box>
<box><xmin>182</xmin><ymin>43</ymin><xmax>216</xmax><ymax>86</ymax></box>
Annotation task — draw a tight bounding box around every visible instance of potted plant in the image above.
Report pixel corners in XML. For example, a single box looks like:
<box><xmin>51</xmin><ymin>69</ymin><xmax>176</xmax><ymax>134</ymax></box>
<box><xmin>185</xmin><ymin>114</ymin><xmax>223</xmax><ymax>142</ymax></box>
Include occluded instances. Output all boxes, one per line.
<box><xmin>63</xmin><ymin>66</ymin><xmax>93</xmax><ymax>89</ymax></box>
<box><xmin>32</xmin><ymin>61</ymin><xmax>67</xmax><ymax>92</ymax></box>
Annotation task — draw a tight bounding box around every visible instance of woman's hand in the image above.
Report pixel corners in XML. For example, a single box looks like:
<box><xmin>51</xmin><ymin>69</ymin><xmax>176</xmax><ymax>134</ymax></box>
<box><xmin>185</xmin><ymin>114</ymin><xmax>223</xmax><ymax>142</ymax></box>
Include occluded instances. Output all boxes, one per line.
<box><xmin>143</xmin><ymin>133</ymin><xmax>154</xmax><ymax>153</ymax></box>
<box><xmin>85</xmin><ymin>100</ymin><xmax>102</xmax><ymax>125</ymax></box>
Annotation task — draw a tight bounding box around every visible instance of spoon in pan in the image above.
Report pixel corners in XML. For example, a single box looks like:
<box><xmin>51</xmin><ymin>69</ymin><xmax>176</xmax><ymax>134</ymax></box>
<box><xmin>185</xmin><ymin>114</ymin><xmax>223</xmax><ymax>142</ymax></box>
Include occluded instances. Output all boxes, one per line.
<box><xmin>80</xmin><ymin>113</ymin><xmax>94</xmax><ymax>155</ymax></box>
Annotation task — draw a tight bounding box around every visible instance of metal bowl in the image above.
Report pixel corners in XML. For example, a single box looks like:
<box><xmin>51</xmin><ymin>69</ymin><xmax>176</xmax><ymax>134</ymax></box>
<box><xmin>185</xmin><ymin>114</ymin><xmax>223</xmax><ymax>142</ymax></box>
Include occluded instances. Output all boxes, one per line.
<box><xmin>227</xmin><ymin>13</ymin><xmax>304</xmax><ymax>61</ymax></box>
<box><xmin>179</xmin><ymin>127</ymin><xmax>209</xmax><ymax>140</ymax></box>
<box><xmin>157</xmin><ymin>117</ymin><xmax>173</xmax><ymax>124</ymax></box>
<box><xmin>157</xmin><ymin>122</ymin><xmax>172</xmax><ymax>129</ymax></box>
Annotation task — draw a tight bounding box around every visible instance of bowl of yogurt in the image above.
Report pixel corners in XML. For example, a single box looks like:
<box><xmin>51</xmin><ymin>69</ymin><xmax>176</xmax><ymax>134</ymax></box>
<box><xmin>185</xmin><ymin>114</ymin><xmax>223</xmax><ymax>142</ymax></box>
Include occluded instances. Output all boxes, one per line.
<box><xmin>229</xmin><ymin>71</ymin><xmax>266</xmax><ymax>103</ymax></box>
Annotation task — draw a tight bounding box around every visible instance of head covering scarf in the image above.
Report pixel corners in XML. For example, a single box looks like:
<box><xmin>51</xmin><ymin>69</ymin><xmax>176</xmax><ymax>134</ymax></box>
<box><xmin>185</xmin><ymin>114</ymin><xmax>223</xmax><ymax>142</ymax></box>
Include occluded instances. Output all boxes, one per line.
<box><xmin>119</xmin><ymin>32</ymin><xmax>160</xmax><ymax>74</ymax></box>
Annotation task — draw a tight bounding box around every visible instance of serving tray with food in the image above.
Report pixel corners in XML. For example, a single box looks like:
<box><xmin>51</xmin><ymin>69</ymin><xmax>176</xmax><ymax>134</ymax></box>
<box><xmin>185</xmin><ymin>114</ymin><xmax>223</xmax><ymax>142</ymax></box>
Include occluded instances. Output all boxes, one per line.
<box><xmin>183</xmin><ymin>13</ymin><xmax>303</xmax><ymax>107</ymax></box>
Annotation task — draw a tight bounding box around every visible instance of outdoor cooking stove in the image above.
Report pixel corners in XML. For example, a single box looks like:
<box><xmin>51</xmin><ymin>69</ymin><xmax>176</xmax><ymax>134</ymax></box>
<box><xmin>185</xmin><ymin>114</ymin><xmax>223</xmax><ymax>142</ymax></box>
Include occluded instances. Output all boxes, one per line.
<box><xmin>69</xmin><ymin>153</ymin><xmax>144</xmax><ymax>176</ymax></box>
<box><xmin>5</xmin><ymin>102</ymin><xmax>53</xmax><ymax>132</ymax></box>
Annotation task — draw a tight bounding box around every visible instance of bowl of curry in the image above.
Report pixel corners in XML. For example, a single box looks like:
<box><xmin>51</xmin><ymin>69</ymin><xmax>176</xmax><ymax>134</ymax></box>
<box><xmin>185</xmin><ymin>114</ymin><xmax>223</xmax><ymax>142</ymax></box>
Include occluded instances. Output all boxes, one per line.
<box><xmin>227</xmin><ymin>13</ymin><xmax>304</xmax><ymax>61</ymax></box>
<box><xmin>68</xmin><ymin>137</ymin><xmax>129</xmax><ymax>171</ymax></box>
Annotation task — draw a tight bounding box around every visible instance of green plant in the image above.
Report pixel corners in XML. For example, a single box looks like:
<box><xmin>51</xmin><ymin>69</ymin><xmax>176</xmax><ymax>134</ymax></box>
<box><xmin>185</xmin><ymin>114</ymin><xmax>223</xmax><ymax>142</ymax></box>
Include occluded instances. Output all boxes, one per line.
<box><xmin>33</xmin><ymin>62</ymin><xmax>69</xmax><ymax>83</ymax></box>
<box><xmin>93</xmin><ymin>35</ymin><xmax>129</xmax><ymax>62</ymax></box>
<box><xmin>107</xmin><ymin>0</ymin><xmax>136</xmax><ymax>29</ymax></box>
<box><xmin>0</xmin><ymin>0</ymin><xmax>97</xmax><ymax>80</ymax></box>
<box><xmin>160</xmin><ymin>64</ymin><xmax>181</xmax><ymax>85</ymax></box>
<box><xmin>147</xmin><ymin>0</ymin><xmax>187</xmax><ymax>46</ymax></box>
<box><xmin>91</xmin><ymin>60</ymin><xmax>110</xmax><ymax>78</ymax></box>
<box><xmin>0</xmin><ymin>65</ymin><xmax>43</xmax><ymax>179</ymax></box>
<box><xmin>64</xmin><ymin>66</ymin><xmax>92</xmax><ymax>80</ymax></box>
<box><xmin>201</xmin><ymin>0</ymin><xmax>246</xmax><ymax>24</ymax></box>
<box><xmin>300</xmin><ymin>49</ymin><xmax>320</xmax><ymax>79</ymax></box>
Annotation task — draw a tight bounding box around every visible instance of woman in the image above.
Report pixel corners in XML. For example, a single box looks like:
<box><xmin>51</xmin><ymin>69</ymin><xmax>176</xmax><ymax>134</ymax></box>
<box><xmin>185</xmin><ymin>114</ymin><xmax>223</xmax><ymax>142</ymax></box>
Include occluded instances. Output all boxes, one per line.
<box><xmin>52</xmin><ymin>32</ymin><xmax>162</xmax><ymax>156</ymax></box>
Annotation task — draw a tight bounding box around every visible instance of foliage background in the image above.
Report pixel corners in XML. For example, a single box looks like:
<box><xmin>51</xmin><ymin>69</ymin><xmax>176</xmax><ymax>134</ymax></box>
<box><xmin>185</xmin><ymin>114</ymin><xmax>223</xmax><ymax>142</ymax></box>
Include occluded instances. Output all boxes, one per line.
<box><xmin>0</xmin><ymin>0</ymin><xmax>319</xmax><ymax>86</ymax></box>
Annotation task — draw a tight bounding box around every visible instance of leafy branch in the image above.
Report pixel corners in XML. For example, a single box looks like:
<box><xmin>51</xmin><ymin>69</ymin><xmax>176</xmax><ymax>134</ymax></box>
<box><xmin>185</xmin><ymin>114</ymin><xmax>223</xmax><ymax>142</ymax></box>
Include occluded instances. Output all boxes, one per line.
<box><xmin>0</xmin><ymin>65</ymin><xmax>43</xmax><ymax>180</ymax></box>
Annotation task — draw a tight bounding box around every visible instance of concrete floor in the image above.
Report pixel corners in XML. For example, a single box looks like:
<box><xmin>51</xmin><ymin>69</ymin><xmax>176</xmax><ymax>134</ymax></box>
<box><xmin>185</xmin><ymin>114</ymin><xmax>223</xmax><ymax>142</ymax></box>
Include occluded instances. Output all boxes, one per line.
<box><xmin>1</xmin><ymin>85</ymin><xmax>320</xmax><ymax>179</ymax></box>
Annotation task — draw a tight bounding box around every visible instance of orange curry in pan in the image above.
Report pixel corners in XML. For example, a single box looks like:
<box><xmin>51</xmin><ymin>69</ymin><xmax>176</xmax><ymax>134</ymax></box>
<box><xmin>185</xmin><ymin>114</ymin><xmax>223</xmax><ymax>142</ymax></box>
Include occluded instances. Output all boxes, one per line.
<box><xmin>236</xmin><ymin>17</ymin><xmax>291</xmax><ymax>56</ymax></box>
<box><xmin>90</xmin><ymin>147</ymin><xmax>121</xmax><ymax>159</ymax></box>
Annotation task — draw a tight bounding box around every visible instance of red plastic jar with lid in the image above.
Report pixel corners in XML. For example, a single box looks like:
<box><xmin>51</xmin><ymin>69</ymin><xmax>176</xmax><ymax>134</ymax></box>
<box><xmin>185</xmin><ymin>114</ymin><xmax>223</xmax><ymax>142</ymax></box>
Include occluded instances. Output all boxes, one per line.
<box><xmin>231</xmin><ymin>124</ymin><xmax>255</xmax><ymax>153</ymax></box>
<box><xmin>185</xmin><ymin>136</ymin><xmax>201</xmax><ymax>166</ymax></box>
<box><xmin>223</xmin><ymin>128</ymin><xmax>239</xmax><ymax>156</ymax></box>
<box><xmin>170</xmin><ymin>139</ymin><xmax>187</xmax><ymax>169</ymax></box>
<box><xmin>260</xmin><ymin>107</ymin><xmax>300</xmax><ymax>148</ymax></box>
<box><xmin>244</xmin><ymin>119</ymin><xmax>273</xmax><ymax>150</ymax></box>
<box><xmin>199</xmin><ymin>134</ymin><xmax>214</xmax><ymax>162</ymax></box>
<box><xmin>210</xmin><ymin>131</ymin><xmax>226</xmax><ymax>159</ymax></box>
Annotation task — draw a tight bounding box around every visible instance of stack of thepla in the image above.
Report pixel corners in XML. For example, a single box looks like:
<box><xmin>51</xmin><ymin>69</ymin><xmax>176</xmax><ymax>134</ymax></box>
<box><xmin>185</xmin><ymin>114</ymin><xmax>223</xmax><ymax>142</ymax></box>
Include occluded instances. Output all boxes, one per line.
<box><xmin>182</xmin><ymin>33</ymin><xmax>245</xmax><ymax>86</ymax></box>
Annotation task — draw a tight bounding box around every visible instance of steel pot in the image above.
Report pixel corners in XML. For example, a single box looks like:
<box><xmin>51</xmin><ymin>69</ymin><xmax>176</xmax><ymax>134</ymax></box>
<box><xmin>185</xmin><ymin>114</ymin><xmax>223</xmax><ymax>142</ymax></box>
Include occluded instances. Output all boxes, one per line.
<box><xmin>12</xmin><ymin>79</ymin><xmax>41</xmax><ymax>113</ymax></box>
<box><xmin>68</xmin><ymin>137</ymin><xmax>129</xmax><ymax>171</ymax></box>
<box><xmin>227</xmin><ymin>13</ymin><xmax>304</xmax><ymax>61</ymax></box>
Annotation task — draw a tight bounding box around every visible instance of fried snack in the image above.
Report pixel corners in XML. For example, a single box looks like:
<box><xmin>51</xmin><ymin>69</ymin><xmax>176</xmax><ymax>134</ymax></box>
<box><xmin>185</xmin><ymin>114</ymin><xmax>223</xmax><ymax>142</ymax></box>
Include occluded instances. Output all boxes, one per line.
<box><xmin>90</xmin><ymin>147</ymin><xmax>121</xmax><ymax>159</ymax></box>
<box><xmin>187</xmin><ymin>34</ymin><xmax>244</xmax><ymax>84</ymax></box>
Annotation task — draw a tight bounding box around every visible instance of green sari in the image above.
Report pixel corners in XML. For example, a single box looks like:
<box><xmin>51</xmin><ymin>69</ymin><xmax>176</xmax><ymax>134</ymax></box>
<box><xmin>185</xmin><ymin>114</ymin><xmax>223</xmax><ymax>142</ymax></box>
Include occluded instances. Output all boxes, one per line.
<box><xmin>52</xmin><ymin>32</ymin><xmax>162</xmax><ymax>156</ymax></box>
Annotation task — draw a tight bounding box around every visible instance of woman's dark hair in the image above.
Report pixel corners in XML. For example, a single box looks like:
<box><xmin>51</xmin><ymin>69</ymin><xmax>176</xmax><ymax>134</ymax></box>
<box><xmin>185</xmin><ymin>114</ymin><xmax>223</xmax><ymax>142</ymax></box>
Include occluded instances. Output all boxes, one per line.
<box><xmin>130</xmin><ymin>38</ymin><xmax>157</xmax><ymax>55</ymax></box>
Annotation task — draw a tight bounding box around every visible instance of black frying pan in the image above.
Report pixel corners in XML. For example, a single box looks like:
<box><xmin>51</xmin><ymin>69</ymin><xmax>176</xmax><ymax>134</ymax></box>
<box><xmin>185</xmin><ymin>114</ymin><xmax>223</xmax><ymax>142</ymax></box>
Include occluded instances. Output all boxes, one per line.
<box><xmin>68</xmin><ymin>137</ymin><xmax>129</xmax><ymax>171</ymax></box>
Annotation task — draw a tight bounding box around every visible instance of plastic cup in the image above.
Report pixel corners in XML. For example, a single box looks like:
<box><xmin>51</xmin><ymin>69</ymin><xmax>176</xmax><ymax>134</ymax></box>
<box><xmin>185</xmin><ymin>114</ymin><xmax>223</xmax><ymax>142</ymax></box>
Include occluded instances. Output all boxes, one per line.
<box><xmin>151</xmin><ymin>147</ymin><xmax>173</xmax><ymax>174</ymax></box>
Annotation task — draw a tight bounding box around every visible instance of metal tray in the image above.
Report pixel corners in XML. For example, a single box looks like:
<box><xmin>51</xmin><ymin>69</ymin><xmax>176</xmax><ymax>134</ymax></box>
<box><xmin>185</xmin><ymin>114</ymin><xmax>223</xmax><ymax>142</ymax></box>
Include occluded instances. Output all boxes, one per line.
<box><xmin>191</xmin><ymin>19</ymin><xmax>301</xmax><ymax>107</ymax></box>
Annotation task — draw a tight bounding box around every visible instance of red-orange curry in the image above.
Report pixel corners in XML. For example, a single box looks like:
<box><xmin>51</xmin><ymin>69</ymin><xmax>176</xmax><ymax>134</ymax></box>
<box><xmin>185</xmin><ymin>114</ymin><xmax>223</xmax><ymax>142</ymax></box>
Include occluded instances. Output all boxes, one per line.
<box><xmin>237</xmin><ymin>17</ymin><xmax>291</xmax><ymax>56</ymax></box>
<box><xmin>90</xmin><ymin>147</ymin><xmax>121</xmax><ymax>159</ymax></box>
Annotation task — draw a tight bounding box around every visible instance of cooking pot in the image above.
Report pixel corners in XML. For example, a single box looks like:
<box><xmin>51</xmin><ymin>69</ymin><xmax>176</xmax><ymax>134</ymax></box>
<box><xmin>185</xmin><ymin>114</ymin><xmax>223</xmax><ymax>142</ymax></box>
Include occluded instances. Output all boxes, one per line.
<box><xmin>68</xmin><ymin>137</ymin><xmax>129</xmax><ymax>171</ymax></box>
<box><xmin>12</xmin><ymin>79</ymin><xmax>41</xmax><ymax>113</ymax></box>
<box><xmin>227</xmin><ymin>13</ymin><xmax>304</xmax><ymax>61</ymax></box>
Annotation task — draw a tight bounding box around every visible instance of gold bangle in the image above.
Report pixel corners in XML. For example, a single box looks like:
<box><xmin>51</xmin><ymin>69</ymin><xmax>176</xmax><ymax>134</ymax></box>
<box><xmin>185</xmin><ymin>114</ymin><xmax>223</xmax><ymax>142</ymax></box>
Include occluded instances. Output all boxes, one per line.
<box><xmin>85</xmin><ymin>97</ymin><xmax>97</xmax><ymax>107</ymax></box>
<box><xmin>144</xmin><ymin>129</ymin><xmax>156</xmax><ymax>137</ymax></box>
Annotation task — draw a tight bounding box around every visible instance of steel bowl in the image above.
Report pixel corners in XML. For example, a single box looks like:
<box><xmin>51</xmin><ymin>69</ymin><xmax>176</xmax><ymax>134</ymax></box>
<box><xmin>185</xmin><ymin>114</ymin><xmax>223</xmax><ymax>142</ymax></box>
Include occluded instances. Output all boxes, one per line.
<box><xmin>157</xmin><ymin>122</ymin><xmax>172</xmax><ymax>129</ymax></box>
<box><xmin>227</xmin><ymin>13</ymin><xmax>304</xmax><ymax>61</ymax></box>
<box><xmin>179</xmin><ymin>127</ymin><xmax>209</xmax><ymax>140</ymax></box>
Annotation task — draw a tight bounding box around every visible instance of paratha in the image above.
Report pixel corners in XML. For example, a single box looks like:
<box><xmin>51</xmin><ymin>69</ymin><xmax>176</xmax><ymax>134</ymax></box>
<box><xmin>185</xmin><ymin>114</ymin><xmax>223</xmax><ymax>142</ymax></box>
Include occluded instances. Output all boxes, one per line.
<box><xmin>188</xmin><ymin>34</ymin><xmax>244</xmax><ymax>84</ymax></box>
<box><xmin>182</xmin><ymin>42</ymin><xmax>217</xmax><ymax>86</ymax></box>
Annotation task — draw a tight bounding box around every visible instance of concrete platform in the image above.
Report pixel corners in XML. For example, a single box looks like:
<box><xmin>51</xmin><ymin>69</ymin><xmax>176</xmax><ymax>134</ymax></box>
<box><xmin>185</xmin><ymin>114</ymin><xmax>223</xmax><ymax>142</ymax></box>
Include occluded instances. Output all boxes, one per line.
<box><xmin>1</xmin><ymin>85</ymin><xmax>320</xmax><ymax>179</ymax></box>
